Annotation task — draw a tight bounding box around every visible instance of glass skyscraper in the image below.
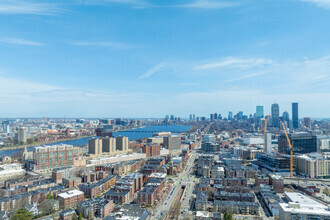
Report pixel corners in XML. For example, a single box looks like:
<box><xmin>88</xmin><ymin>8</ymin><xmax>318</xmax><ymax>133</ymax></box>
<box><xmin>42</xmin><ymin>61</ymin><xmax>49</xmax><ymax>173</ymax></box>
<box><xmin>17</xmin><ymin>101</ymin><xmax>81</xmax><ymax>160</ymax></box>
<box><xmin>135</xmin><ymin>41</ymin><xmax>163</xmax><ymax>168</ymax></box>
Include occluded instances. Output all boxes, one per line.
<box><xmin>292</xmin><ymin>102</ymin><xmax>299</xmax><ymax>129</ymax></box>
<box><xmin>256</xmin><ymin>106</ymin><xmax>264</xmax><ymax>119</ymax></box>
<box><xmin>271</xmin><ymin>103</ymin><xmax>280</xmax><ymax>127</ymax></box>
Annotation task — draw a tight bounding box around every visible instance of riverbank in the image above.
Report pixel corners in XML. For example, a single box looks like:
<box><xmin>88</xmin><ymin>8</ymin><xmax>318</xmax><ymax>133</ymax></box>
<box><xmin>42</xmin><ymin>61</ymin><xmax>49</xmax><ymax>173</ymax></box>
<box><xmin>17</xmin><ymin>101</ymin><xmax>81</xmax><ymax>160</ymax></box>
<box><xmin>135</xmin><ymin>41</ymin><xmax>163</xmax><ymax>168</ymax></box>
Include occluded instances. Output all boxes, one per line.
<box><xmin>0</xmin><ymin>135</ymin><xmax>94</xmax><ymax>151</ymax></box>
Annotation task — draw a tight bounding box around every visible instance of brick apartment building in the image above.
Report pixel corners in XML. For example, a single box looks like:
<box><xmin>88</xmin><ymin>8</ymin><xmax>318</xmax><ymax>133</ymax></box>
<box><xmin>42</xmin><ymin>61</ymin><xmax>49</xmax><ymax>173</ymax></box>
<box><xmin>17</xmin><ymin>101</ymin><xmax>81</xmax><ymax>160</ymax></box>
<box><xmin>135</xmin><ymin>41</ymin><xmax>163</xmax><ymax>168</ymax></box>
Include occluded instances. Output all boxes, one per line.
<box><xmin>80</xmin><ymin>175</ymin><xmax>117</xmax><ymax>198</ymax></box>
<box><xmin>33</xmin><ymin>144</ymin><xmax>78</xmax><ymax>172</ymax></box>
<box><xmin>142</xmin><ymin>144</ymin><xmax>161</xmax><ymax>157</ymax></box>
<box><xmin>137</xmin><ymin>183</ymin><xmax>163</xmax><ymax>205</ymax></box>
<box><xmin>58</xmin><ymin>190</ymin><xmax>85</xmax><ymax>209</ymax></box>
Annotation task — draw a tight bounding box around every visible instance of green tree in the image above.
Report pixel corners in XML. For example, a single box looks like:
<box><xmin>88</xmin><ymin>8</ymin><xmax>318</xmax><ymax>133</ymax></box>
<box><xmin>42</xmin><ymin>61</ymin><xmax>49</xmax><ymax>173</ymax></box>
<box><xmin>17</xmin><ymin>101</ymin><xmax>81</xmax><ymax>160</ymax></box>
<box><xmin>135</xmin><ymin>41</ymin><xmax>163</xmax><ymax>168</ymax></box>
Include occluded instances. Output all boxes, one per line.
<box><xmin>224</xmin><ymin>212</ymin><xmax>233</xmax><ymax>220</ymax></box>
<box><xmin>72</xmin><ymin>213</ymin><xmax>78</xmax><ymax>220</ymax></box>
<box><xmin>46</xmin><ymin>193</ymin><xmax>54</xmax><ymax>200</ymax></box>
<box><xmin>12</xmin><ymin>208</ymin><xmax>33</xmax><ymax>220</ymax></box>
<box><xmin>78</xmin><ymin>213</ymin><xmax>83</xmax><ymax>220</ymax></box>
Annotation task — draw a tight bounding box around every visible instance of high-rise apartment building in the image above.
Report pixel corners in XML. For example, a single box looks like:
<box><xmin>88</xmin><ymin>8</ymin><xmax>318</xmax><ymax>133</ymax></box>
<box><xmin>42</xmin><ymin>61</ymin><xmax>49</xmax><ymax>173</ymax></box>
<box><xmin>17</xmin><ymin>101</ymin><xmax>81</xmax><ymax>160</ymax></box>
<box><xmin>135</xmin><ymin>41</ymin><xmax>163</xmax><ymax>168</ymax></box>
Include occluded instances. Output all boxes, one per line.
<box><xmin>265</xmin><ymin>132</ymin><xmax>272</xmax><ymax>154</ymax></box>
<box><xmin>18</xmin><ymin>127</ymin><xmax>28</xmax><ymax>144</ymax></box>
<box><xmin>259</xmin><ymin>118</ymin><xmax>266</xmax><ymax>131</ymax></box>
<box><xmin>89</xmin><ymin>138</ymin><xmax>103</xmax><ymax>155</ymax></box>
<box><xmin>116</xmin><ymin>136</ymin><xmax>128</xmax><ymax>152</ymax></box>
<box><xmin>102</xmin><ymin>137</ymin><xmax>116</xmax><ymax>155</ymax></box>
<box><xmin>210</xmin><ymin>114</ymin><xmax>215</xmax><ymax>121</ymax></box>
<box><xmin>33</xmin><ymin>144</ymin><xmax>77</xmax><ymax>172</ymax></box>
<box><xmin>303</xmin><ymin>117</ymin><xmax>311</xmax><ymax>130</ymax></box>
<box><xmin>292</xmin><ymin>102</ymin><xmax>299</xmax><ymax>129</ymax></box>
<box><xmin>271</xmin><ymin>103</ymin><xmax>280</xmax><ymax>127</ymax></box>
<box><xmin>163</xmin><ymin>135</ymin><xmax>181</xmax><ymax>152</ymax></box>
<box><xmin>256</xmin><ymin>106</ymin><xmax>264</xmax><ymax>119</ymax></box>
<box><xmin>193</xmin><ymin>114</ymin><xmax>196</xmax><ymax>121</ymax></box>
<box><xmin>189</xmin><ymin>114</ymin><xmax>193</xmax><ymax>121</ymax></box>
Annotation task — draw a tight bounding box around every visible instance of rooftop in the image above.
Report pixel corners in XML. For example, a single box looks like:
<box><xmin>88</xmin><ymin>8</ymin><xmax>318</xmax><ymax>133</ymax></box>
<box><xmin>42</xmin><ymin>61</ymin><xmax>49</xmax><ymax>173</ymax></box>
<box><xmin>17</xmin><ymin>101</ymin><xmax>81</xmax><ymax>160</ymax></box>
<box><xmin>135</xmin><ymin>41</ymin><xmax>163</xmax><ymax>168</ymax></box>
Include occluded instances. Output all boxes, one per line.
<box><xmin>58</xmin><ymin>190</ymin><xmax>84</xmax><ymax>199</ymax></box>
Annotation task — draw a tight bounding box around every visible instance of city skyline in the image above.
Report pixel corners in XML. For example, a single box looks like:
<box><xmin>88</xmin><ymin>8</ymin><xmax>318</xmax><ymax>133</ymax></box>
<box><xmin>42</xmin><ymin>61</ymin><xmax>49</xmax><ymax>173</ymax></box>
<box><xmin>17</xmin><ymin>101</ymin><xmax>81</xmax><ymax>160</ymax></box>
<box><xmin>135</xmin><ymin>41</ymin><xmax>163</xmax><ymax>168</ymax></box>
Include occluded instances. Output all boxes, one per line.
<box><xmin>1</xmin><ymin>0</ymin><xmax>330</xmax><ymax>118</ymax></box>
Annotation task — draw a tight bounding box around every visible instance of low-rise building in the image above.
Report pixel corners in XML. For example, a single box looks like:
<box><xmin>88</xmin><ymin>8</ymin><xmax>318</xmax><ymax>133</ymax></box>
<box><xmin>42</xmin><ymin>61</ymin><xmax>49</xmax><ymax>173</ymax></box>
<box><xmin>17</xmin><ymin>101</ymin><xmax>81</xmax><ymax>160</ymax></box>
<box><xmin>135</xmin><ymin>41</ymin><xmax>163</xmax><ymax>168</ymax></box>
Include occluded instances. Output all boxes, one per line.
<box><xmin>58</xmin><ymin>190</ymin><xmax>84</xmax><ymax>209</ymax></box>
<box><xmin>80</xmin><ymin>175</ymin><xmax>117</xmax><ymax>198</ymax></box>
<box><xmin>279</xmin><ymin>192</ymin><xmax>330</xmax><ymax>219</ymax></box>
<box><xmin>0</xmin><ymin>164</ymin><xmax>25</xmax><ymax>181</ymax></box>
<box><xmin>77</xmin><ymin>198</ymin><xmax>114</xmax><ymax>219</ymax></box>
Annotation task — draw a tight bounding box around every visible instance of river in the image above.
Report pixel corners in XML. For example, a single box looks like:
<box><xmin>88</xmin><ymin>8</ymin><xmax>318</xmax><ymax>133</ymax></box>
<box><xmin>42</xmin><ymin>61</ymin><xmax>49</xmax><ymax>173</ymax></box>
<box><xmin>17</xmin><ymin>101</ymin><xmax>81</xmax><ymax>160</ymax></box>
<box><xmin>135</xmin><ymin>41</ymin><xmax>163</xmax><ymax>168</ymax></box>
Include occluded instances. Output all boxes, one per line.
<box><xmin>0</xmin><ymin>125</ymin><xmax>191</xmax><ymax>157</ymax></box>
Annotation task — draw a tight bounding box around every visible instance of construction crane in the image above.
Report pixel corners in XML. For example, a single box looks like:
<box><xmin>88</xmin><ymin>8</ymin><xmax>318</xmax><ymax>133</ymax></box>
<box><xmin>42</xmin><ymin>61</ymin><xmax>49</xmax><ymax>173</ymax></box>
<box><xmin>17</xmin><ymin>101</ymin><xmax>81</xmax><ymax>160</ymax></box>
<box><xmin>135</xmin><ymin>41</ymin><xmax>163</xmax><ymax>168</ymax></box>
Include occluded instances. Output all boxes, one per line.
<box><xmin>281</xmin><ymin>122</ymin><xmax>293</xmax><ymax>178</ymax></box>
<box><xmin>263</xmin><ymin>115</ymin><xmax>270</xmax><ymax>153</ymax></box>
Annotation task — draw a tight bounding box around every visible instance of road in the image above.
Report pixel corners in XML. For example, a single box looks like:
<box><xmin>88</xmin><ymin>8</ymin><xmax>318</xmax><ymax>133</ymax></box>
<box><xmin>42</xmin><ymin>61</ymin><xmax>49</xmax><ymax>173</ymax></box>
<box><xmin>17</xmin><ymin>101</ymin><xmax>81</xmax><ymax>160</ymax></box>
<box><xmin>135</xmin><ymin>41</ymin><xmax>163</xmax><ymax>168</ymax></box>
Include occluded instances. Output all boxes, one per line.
<box><xmin>153</xmin><ymin>141</ymin><xmax>201</xmax><ymax>220</ymax></box>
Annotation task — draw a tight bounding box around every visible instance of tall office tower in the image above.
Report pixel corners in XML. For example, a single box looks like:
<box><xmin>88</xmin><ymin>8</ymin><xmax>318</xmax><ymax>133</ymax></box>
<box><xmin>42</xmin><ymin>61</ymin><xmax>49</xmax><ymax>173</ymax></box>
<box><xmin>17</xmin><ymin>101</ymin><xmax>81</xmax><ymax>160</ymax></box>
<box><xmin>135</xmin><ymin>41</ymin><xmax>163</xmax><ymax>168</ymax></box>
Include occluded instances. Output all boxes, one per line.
<box><xmin>256</xmin><ymin>106</ymin><xmax>264</xmax><ymax>120</ymax></box>
<box><xmin>259</xmin><ymin>118</ymin><xmax>266</xmax><ymax>131</ymax></box>
<box><xmin>271</xmin><ymin>103</ymin><xmax>280</xmax><ymax>127</ymax></box>
<box><xmin>265</xmin><ymin>132</ymin><xmax>272</xmax><ymax>154</ymax></box>
<box><xmin>304</xmin><ymin>117</ymin><xmax>311</xmax><ymax>130</ymax></box>
<box><xmin>170</xmin><ymin>115</ymin><xmax>175</xmax><ymax>121</ymax></box>
<box><xmin>18</xmin><ymin>127</ymin><xmax>28</xmax><ymax>144</ymax></box>
<box><xmin>88</xmin><ymin>138</ymin><xmax>103</xmax><ymax>155</ymax></box>
<box><xmin>189</xmin><ymin>114</ymin><xmax>193</xmax><ymax>121</ymax></box>
<box><xmin>210</xmin><ymin>114</ymin><xmax>215</xmax><ymax>121</ymax></box>
<box><xmin>228</xmin><ymin>111</ymin><xmax>233</xmax><ymax>120</ymax></box>
<box><xmin>282</xmin><ymin>111</ymin><xmax>290</xmax><ymax>123</ymax></box>
<box><xmin>238</xmin><ymin>111</ymin><xmax>243</xmax><ymax>120</ymax></box>
<box><xmin>193</xmin><ymin>114</ymin><xmax>196</xmax><ymax>121</ymax></box>
<box><xmin>214</xmin><ymin>113</ymin><xmax>218</xmax><ymax>120</ymax></box>
<box><xmin>102</xmin><ymin>137</ymin><xmax>116</xmax><ymax>155</ymax></box>
<box><xmin>292</xmin><ymin>102</ymin><xmax>299</xmax><ymax>129</ymax></box>
<box><xmin>116</xmin><ymin>136</ymin><xmax>128</xmax><ymax>152</ymax></box>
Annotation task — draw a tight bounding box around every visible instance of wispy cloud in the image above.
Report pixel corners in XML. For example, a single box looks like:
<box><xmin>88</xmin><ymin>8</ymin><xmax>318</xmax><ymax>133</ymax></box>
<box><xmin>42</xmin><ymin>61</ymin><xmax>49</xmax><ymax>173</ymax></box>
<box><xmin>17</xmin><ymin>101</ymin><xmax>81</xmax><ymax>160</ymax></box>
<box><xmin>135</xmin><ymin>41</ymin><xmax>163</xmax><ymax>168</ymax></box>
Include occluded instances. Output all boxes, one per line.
<box><xmin>0</xmin><ymin>0</ymin><xmax>61</xmax><ymax>15</ymax></box>
<box><xmin>195</xmin><ymin>57</ymin><xmax>273</xmax><ymax>70</ymax></box>
<box><xmin>178</xmin><ymin>82</ymin><xmax>200</xmax><ymax>86</ymax></box>
<box><xmin>226</xmin><ymin>71</ymin><xmax>269</xmax><ymax>82</ymax></box>
<box><xmin>72</xmin><ymin>41</ymin><xmax>134</xmax><ymax>49</ymax></box>
<box><xmin>300</xmin><ymin>0</ymin><xmax>330</xmax><ymax>9</ymax></box>
<box><xmin>82</xmin><ymin>0</ymin><xmax>152</xmax><ymax>8</ymax></box>
<box><xmin>176</xmin><ymin>0</ymin><xmax>240</xmax><ymax>9</ymax></box>
<box><xmin>2</xmin><ymin>38</ymin><xmax>45</xmax><ymax>46</ymax></box>
<box><xmin>139</xmin><ymin>63</ymin><xmax>166</xmax><ymax>79</ymax></box>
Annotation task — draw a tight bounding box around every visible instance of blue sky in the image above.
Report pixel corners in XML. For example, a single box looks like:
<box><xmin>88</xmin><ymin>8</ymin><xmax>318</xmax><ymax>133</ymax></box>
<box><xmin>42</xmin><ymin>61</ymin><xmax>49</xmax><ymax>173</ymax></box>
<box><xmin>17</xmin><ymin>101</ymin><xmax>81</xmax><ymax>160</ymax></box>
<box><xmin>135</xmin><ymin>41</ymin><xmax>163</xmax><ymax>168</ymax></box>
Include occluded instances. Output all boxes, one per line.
<box><xmin>0</xmin><ymin>0</ymin><xmax>330</xmax><ymax>118</ymax></box>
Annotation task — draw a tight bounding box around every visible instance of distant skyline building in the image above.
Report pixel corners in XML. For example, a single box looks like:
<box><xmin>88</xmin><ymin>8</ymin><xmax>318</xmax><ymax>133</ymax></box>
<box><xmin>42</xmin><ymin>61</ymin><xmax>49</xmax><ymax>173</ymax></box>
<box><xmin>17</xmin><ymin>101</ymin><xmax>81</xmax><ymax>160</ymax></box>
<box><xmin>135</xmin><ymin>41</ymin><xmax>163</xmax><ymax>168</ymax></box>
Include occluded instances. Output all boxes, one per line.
<box><xmin>193</xmin><ymin>114</ymin><xmax>196</xmax><ymax>121</ymax></box>
<box><xmin>304</xmin><ymin>117</ymin><xmax>311</xmax><ymax>130</ymax></box>
<box><xmin>256</xmin><ymin>106</ymin><xmax>264</xmax><ymax>119</ymax></box>
<box><xmin>238</xmin><ymin>111</ymin><xmax>243</xmax><ymax>120</ymax></box>
<box><xmin>292</xmin><ymin>102</ymin><xmax>299</xmax><ymax>129</ymax></box>
<box><xmin>271</xmin><ymin>103</ymin><xmax>280</xmax><ymax>128</ymax></box>
<box><xmin>228</xmin><ymin>112</ymin><xmax>233</xmax><ymax>120</ymax></box>
<box><xmin>18</xmin><ymin>127</ymin><xmax>28</xmax><ymax>144</ymax></box>
<box><xmin>282</xmin><ymin>111</ymin><xmax>290</xmax><ymax>123</ymax></box>
<box><xmin>189</xmin><ymin>114</ymin><xmax>192</xmax><ymax>121</ymax></box>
